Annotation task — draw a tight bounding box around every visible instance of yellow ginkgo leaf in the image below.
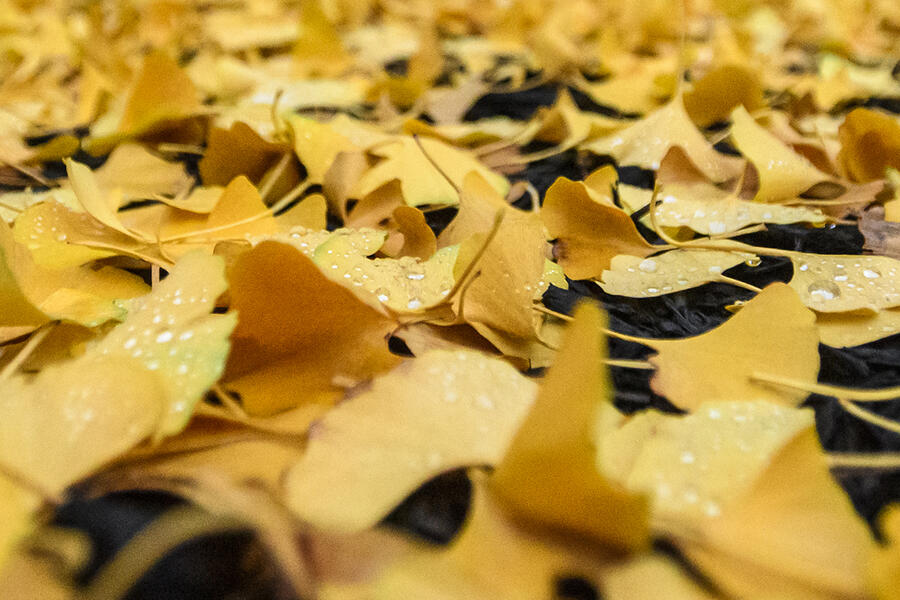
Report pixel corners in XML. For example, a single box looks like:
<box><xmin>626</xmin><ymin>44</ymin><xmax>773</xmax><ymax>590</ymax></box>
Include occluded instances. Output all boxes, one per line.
<box><xmin>337</xmin><ymin>478</ymin><xmax>606</xmax><ymax>600</ymax></box>
<box><xmin>287</xmin><ymin>115</ymin><xmax>358</xmax><ymax>184</ymax></box>
<box><xmin>600</xmin><ymin>555</ymin><xmax>722</xmax><ymax>600</ymax></box>
<box><xmin>600</xmin><ymin>401</ymin><xmax>814</xmax><ymax>522</ymax></box>
<box><xmin>84</xmin><ymin>51</ymin><xmax>209</xmax><ymax>154</ymax></box>
<box><xmin>870</xmin><ymin>504</ymin><xmax>900</xmax><ymax>600</ymax></box>
<box><xmin>789</xmin><ymin>254</ymin><xmax>900</xmax><ymax>313</ymax></box>
<box><xmin>313</xmin><ymin>230</ymin><xmax>457</xmax><ymax>313</ymax></box>
<box><xmin>491</xmin><ymin>302</ymin><xmax>650</xmax><ymax>551</ymax></box>
<box><xmin>730</xmin><ymin>106</ymin><xmax>839</xmax><ymax>201</ymax></box>
<box><xmin>293</xmin><ymin>0</ymin><xmax>349</xmax><ymax>77</ymax></box>
<box><xmin>91</xmin><ymin>251</ymin><xmax>237</xmax><ymax>436</ymax></box>
<box><xmin>94</xmin><ymin>143</ymin><xmax>191</xmax><ymax>202</ymax></box>
<box><xmin>224</xmin><ymin>241</ymin><xmax>399</xmax><ymax>415</ymax></box>
<box><xmin>542</xmin><ymin>175</ymin><xmax>656</xmax><ymax>279</ymax></box>
<box><xmin>653</xmin><ymin>181</ymin><xmax>826</xmax><ymax>234</ymax></box>
<box><xmin>66</xmin><ymin>159</ymin><xmax>153</xmax><ymax>242</ymax></box>
<box><xmin>519</xmin><ymin>89</ymin><xmax>621</xmax><ymax>154</ymax></box>
<box><xmin>285</xmin><ymin>349</ymin><xmax>537</xmax><ymax>532</ymax></box>
<box><xmin>683</xmin><ymin>64</ymin><xmax>765</xmax><ymax>128</ymax></box>
<box><xmin>815</xmin><ymin>307</ymin><xmax>900</xmax><ymax>348</ymax></box>
<box><xmin>647</xmin><ymin>283</ymin><xmax>820</xmax><ymax>411</ymax></box>
<box><xmin>679</xmin><ymin>429</ymin><xmax>875</xmax><ymax>600</ymax></box>
<box><xmin>0</xmin><ymin>220</ymin><xmax>148</xmax><ymax>327</ymax></box>
<box><xmin>837</xmin><ymin>107</ymin><xmax>900</xmax><ymax>183</ymax></box>
<box><xmin>198</xmin><ymin>122</ymin><xmax>292</xmax><ymax>188</ymax></box>
<box><xmin>452</xmin><ymin>206</ymin><xmax>547</xmax><ymax>345</ymax></box>
<box><xmin>352</xmin><ymin>137</ymin><xmax>509</xmax><ymax>208</ymax></box>
<box><xmin>583</xmin><ymin>95</ymin><xmax>743</xmax><ymax>182</ymax></box>
<box><xmin>0</xmin><ymin>353</ymin><xmax>166</xmax><ymax>565</ymax></box>
<box><xmin>599</xmin><ymin>249</ymin><xmax>752</xmax><ymax>297</ymax></box>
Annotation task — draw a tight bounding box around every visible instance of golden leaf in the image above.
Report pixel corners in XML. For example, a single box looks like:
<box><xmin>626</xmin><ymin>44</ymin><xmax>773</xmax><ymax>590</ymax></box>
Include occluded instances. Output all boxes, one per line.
<box><xmin>789</xmin><ymin>254</ymin><xmax>900</xmax><ymax>313</ymax></box>
<box><xmin>491</xmin><ymin>302</ymin><xmax>650</xmax><ymax>551</ymax></box>
<box><xmin>542</xmin><ymin>174</ymin><xmax>655</xmax><ymax>279</ymax></box>
<box><xmin>647</xmin><ymin>283</ymin><xmax>820</xmax><ymax>410</ymax></box>
<box><xmin>599</xmin><ymin>249</ymin><xmax>752</xmax><ymax>297</ymax></box>
<box><xmin>285</xmin><ymin>350</ymin><xmax>537</xmax><ymax>531</ymax></box>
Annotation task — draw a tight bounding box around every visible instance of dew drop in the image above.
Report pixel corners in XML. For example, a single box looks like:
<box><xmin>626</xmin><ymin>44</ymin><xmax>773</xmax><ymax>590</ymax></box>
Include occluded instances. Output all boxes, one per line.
<box><xmin>807</xmin><ymin>280</ymin><xmax>841</xmax><ymax>301</ymax></box>
<box><xmin>680</xmin><ymin>450</ymin><xmax>696</xmax><ymax>464</ymax></box>
<box><xmin>708</xmin><ymin>221</ymin><xmax>726</xmax><ymax>235</ymax></box>
<box><xmin>155</xmin><ymin>331</ymin><xmax>173</xmax><ymax>343</ymax></box>
<box><xmin>638</xmin><ymin>258</ymin><xmax>658</xmax><ymax>273</ymax></box>
<box><xmin>744</xmin><ymin>256</ymin><xmax>761</xmax><ymax>267</ymax></box>
<box><xmin>646</xmin><ymin>287</ymin><xmax>659</xmax><ymax>294</ymax></box>
<box><xmin>863</xmin><ymin>269</ymin><xmax>881</xmax><ymax>279</ymax></box>
<box><xmin>375</xmin><ymin>288</ymin><xmax>390</xmax><ymax>302</ymax></box>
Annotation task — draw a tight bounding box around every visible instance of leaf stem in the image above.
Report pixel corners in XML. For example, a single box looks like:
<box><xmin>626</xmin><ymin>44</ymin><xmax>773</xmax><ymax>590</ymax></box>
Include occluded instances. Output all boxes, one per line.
<box><xmin>752</xmin><ymin>372</ymin><xmax>900</xmax><ymax>402</ymax></box>
<box><xmin>837</xmin><ymin>399</ymin><xmax>900</xmax><ymax>435</ymax></box>
<box><xmin>0</xmin><ymin>322</ymin><xmax>55</xmax><ymax>381</ymax></box>
<box><xmin>827</xmin><ymin>452</ymin><xmax>900</xmax><ymax>470</ymax></box>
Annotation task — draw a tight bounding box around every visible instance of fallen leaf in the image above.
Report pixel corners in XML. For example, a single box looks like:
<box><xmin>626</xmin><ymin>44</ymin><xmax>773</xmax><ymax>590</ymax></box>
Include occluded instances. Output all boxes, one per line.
<box><xmin>285</xmin><ymin>350</ymin><xmax>537</xmax><ymax>531</ymax></box>
<box><xmin>647</xmin><ymin>283</ymin><xmax>820</xmax><ymax>410</ymax></box>
<box><xmin>598</xmin><ymin>249</ymin><xmax>752</xmax><ymax>297</ymax></box>
<box><xmin>542</xmin><ymin>174</ymin><xmax>656</xmax><ymax>279</ymax></box>
<box><xmin>837</xmin><ymin>107</ymin><xmax>900</xmax><ymax>183</ymax></box>
<box><xmin>679</xmin><ymin>428</ymin><xmax>875</xmax><ymax>600</ymax></box>
<box><xmin>224</xmin><ymin>241</ymin><xmax>399</xmax><ymax>415</ymax></box>
<box><xmin>584</xmin><ymin>95</ymin><xmax>743</xmax><ymax>182</ymax></box>
<box><xmin>491</xmin><ymin>302</ymin><xmax>650</xmax><ymax>551</ymax></box>
<box><xmin>730</xmin><ymin>106</ymin><xmax>840</xmax><ymax>201</ymax></box>
<box><xmin>600</xmin><ymin>401</ymin><xmax>814</xmax><ymax>522</ymax></box>
<box><xmin>789</xmin><ymin>254</ymin><xmax>900</xmax><ymax>313</ymax></box>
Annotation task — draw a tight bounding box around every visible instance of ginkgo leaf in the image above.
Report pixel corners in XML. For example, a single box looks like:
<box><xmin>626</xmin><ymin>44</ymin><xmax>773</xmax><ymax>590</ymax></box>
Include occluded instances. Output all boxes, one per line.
<box><xmin>583</xmin><ymin>95</ymin><xmax>743</xmax><ymax>182</ymax></box>
<box><xmin>388</xmin><ymin>206</ymin><xmax>436</xmax><ymax>260</ymax></box>
<box><xmin>313</xmin><ymin>230</ymin><xmax>457</xmax><ymax>313</ymax></box>
<box><xmin>491</xmin><ymin>302</ymin><xmax>650</xmax><ymax>551</ymax></box>
<box><xmin>679</xmin><ymin>428</ymin><xmax>875</xmax><ymax>600</ymax></box>
<box><xmin>224</xmin><ymin>241</ymin><xmax>399</xmax><ymax>415</ymax></box>
<box><xmin>518</xmin><ymin>89</ymin><xmax>621</xmax><ymax>154</ymax></box>
<box><xmin>870</xmin><ymin>505</ymin><xmax>900</xmax><ymax>600</ymax></box>
<box><xmin>91</xmin><ymin>251</ymin><xmax>236</xmax><ymax>436</ymax></box>
<box><xmin>683</xmin><ymin>64</ymin><xmax>765</xmax><ymax>128</ymax></box>
<box><xmin>352</xmin><ymin>137</ymin><xmax>509</xmax><ymax>207</ymax></box>
<box><xmin>336</xmin><ymin>478</ymin><xmax>606</xmax><ymax>600</ymax></box>
<box><xmin>436</xmin><ymin>172</ymin><xmax>511</xmax><ymax>248</ymax></box>
<box><xmin>653</xmin><ymin>181</ymin><xmax>826</xmax><ymax>234</ymax></box>
<box><xmin>198</xmin><ymin>122</ymin><xmax>292</xmax><ymax>188</ymax></box>
<box><xmin>284</xmin><ymin>350</ymin><xmax>537</xmax><ymax>532</ymax></box>
<box><xmin>452</xmin><ymin>205</ymin><xmax>547</xmax><ymax>344</ymax></box>
<box><xmin>599</xmin><ymin>249</ymin><xmax>752</xmax><ymax>297</ymax></box>
<box><xmin>730</xmin><ymin>106</ymin><xmax>839</xmax><ymax>201</ymax></box>
<box><xmin>646</xmin><ymin>283</ymin><xmax>820</xmax><ymax>410</ymax></box>
<box><xmin>600</xmin><ymin>401</ymin><xmax>814</xmax><ymax>522</ymax></box>
<box><xmin>837</xmin><ymin>107</ymin><xmax>900</xmax><ymax>183</ymax></box>
<box><xmin>600</xmin><ymin>555</ymin><xmax>721</xmax><ymax>600</ymax></box>
<box><xmin>789</xmin><ymin>254</ymin><xmax>900</xmax><ymax>313</ymax></box>
<box><xmin>0</xmin><ymin>354</ymin><xmax>166</xmax><ymax>565</ymax></box>
<box><xmin>815</xmin><ymin>308</ymin><xmax>900</xmax><ymax>348</ymax></box>
<box><xmin>94</xmin><ymin>143</ymin><xmax>192</xmax><ymax>202</ymax></box>
<box><xmin>542</xmin><ymin>174</ymin><xmax>656</xmax><ymax>279</ymax></box>
<box><xmin>66</xmin><ymin>159</ymin><xmax>153</xmax><ymax>242</ymax></box>
<box><xmin>293</xmin><ymin>0</ymin><xmax>349</xmax><ymax>77</ymax></box>
<box><xmin>84</xmin><ymin>51</ymin><xmax>209</xmax><ymax>154</ymax></box>
<box><xmin>0</xmin><ymin>220</ymin><xmax>148</xmax><ymax>327</ymax></box>
<box><xmin>287</xmin><ymin>115</ymin><xmax>358</xmax><ymax>184</ymax></box>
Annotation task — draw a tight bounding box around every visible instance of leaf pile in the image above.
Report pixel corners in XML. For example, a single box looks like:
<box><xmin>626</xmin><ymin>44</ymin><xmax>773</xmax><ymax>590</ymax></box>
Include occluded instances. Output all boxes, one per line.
<box><xmin>1</xmin><ymin>0</ymin><xmax>900</xmax><ymax>598</ymax></box>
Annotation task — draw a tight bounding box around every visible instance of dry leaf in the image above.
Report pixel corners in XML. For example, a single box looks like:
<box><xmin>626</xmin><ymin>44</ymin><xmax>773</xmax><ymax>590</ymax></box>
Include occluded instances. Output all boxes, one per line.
<box><xmin>542</xmin><ymin>173</ymin><xmax>656</xmax><ymax>279</ymax></box>
<box><xmin>679</xmin><ymin>429</ymin><xmax>875</xmax><ymax>600</ymax></box>
<box><xmin>599</xmin><ymin>249</ymin><xmax>752</xmax><ymax>297</ymax></box>
<box><xmin>600</xmin><ymin>401</ymin><xmax>814</xmax><ymax>522</ymax></box>
<box><xmin>837</xmin><ymin>108</ymin><xmax>900</xmax><ymax>183</ymax></box>
<box><xmin>491</xmin><ymin>302</ymin><xmax>650</xmax><ymax>552</ymax></box>
<box><xmin>584</xmin><ymin>95</ymin><xmax>743</xmax><ymax>182</ymax></box>
<box><xmin>285</xmin><ymin>350</ymin><xmax>537</xmax><ymax>531</ymax></box>
<box><xmin>224</xmin><ymin>241</ymin><xmax>399</xmax><ymax>415</ymax></box>
<box><xmin>647</xmin><ymin>283</ymin><xmax>820</xmax><ymax>410</ymax></box>
<box><xmin>789</xmin><ymin>254</ymin><xmax>900</xmax><ymax>313</ymax></box>
<box><xmin>730</xmin><ymin>106</ymin><xmax>840</xmax><ymax>201</ymax></box>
